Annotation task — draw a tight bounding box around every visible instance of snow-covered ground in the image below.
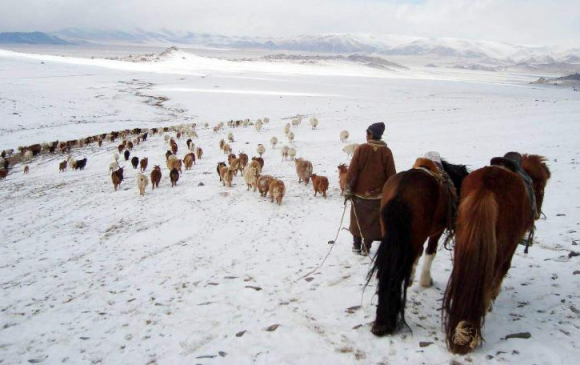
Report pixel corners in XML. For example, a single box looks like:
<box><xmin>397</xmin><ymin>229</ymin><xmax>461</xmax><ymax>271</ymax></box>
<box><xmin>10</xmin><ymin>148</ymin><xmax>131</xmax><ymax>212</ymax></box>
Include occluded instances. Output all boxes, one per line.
<box><xmin>1</xmin><ymin>47</ymin><xmax>579</xmax><ymax>364</ymax></box>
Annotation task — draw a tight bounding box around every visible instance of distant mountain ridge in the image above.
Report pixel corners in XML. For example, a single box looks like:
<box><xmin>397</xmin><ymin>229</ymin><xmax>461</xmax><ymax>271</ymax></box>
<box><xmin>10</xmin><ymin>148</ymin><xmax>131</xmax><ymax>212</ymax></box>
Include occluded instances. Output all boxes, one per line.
<box><xmin>2</xmin><ymin>29</ymin><xmax>579</xmax><ymax>65</ymax></box>
<box><xmin>0</xmin><ymin>32</ymin><xmax>70</xmax><ymax>45</ymax></box>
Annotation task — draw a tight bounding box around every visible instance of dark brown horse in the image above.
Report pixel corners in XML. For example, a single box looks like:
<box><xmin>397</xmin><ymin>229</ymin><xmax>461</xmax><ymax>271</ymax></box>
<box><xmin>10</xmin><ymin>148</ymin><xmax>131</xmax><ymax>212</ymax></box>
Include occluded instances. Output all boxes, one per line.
<box><xmin>443</xmin><ymin>154</ymin><xmax>550</xmax><ymax>354</ymax></box>
<box><xmin>367</xmin><ymin>158</ymin><xmax>469</xmax><ymax>336</ymax></box>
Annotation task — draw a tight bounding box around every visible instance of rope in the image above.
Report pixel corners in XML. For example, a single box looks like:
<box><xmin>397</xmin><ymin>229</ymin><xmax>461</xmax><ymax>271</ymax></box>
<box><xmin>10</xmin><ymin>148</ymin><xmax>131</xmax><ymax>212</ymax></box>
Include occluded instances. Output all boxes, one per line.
<box><xmin>294</xmin><ymin>202</ymin><xmax>348</xmax><ymax>282</ymax></box>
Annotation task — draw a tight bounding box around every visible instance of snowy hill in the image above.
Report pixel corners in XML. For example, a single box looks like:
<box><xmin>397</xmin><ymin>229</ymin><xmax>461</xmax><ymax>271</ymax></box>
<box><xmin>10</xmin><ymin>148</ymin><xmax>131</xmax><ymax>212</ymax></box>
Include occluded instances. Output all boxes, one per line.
<box><xmin>0</xmin><ymin>32</ymin><xmax>71</xmax><ymax>45</ymax></box>
<box><xmin>50</xmin><ymin>28</ymin><xmax>580</xmax><ymax>64</ymax></box>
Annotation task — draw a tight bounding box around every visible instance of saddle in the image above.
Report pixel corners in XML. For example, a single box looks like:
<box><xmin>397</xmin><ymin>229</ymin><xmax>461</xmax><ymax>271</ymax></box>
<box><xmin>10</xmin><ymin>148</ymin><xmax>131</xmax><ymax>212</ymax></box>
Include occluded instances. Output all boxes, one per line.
<box><xmin>491</xmin><ymin>152</ymin><xmax>537</xmax><ymax>250</ymax></box>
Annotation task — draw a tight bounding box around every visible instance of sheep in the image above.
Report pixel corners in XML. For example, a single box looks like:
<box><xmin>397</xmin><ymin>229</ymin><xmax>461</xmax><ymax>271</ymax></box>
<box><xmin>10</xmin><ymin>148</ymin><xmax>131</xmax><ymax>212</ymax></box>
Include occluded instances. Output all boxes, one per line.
<box><xmin>190</xmin><ymin>131</ymin><xmax>198</xmax><ymax>139</ymax></box>
<box><xmin>284</xmin><ymin>123</ymin><xmax>291</xmax><ymax>135</ymax></box>
<box><xmin>167</xmin><ymin>155</ymin><xmax>182</xmax><ymax>173</ymax></box>
<box><xmin>109</xmin><ymin>160</ymin><xmax>119</xmax><ymax>172</ymax></box>
<box><xmin>243</xmin><ymin>165</ymin><xmax>260</xmax><ymax>191</ymax></box>
<box><xmin>113</xmin><ymin>152</ymin><xmax>119</xmax><ymax>161</ymax></box>
<box><xmin>131</xmin><ymin>156</ymin><xmax>140</xmax><ymax>169</ymax></box>
<box><xmin>184</xmin><ymin>153</ymin><xmax>196</xmax><ymax>170</ymax></box>
<box><xmin>59</xmin><ymin>160</ymin><xmax>68</xmax><ymax>172</ymax></box>
<box><xmin>263</xmin><ymin>117</ymin><xmax>270</xmax><ymax>124</ymax></box>
<box><xmin>140</xmin><ymin>157</ymin><xmax>148</xmax><ymax>172</ymax></box>
<box><xmin>227</xmin><ymin>132</ymin><xmax>234</xmax><ymax>143</ymax></box>
<box><xmin>257</xmin><ymin>175</ymin><xmax>274</xmax><ymax>197</ymax></box>
<box><xmin>343</xmin><ymin>143</ymin><xmax>359</xmax><ymax>158</ymax></box>
<box><xmin>340</xmin><ymin>130</ymin><xmax>349</xmax><ymax>143</ymax></box>
<box><xmin>24</xmin><ymin>150</ymin><xmax>33</xmax><ymax>161</ymax></box>
<box><xmin>164</xmin><ymin>134</ymin><xmax>170</xmax><ymax>143</ymax></box>
<box><xmin>256</xmin><ymin>144</ymin><xmax>265</xmax><ymax>157</ymax></box>
<box><xmin>68</xmin><ymin>156</ymin><xmax>77</xmax><ymax>170</ymax></box>
<box><xmin>281</xmin><ymin>145</ymin><xmax>290</xmax><ymax>160</ymax></box>
<box><xmin>269</xmin><ymin>179</ymin><xmax>286</xmax><ymax>205</ymax></box>
<box><xmin>170</xmin><ymin>168</ymin><xmax>180</xmax><ymax>187</ymax></box>
<box><xmin>136</xmin><ymin>173</ymin><xmax>148</xmax><ymax>196</ymax></box>
<box><xmin>23</xmin><ymin>165</ymin><xmax>29</xmax><ymax>174</ymax></box>
<box><xmin>150</xmin><ymin>166</ymin><xmax>161</xmax><ymax>189</ymax></box>
<box><xmin>287</xmin><ymin>131</ymin><xmax>295</xmax><ymax>143</ymax></box>
<box><xmin>111</xmin><ymin>167</ymin><xmax>124</xmax><ymax>191</ymax></box>
<box><xmin>309</xmin><ymin>117</ymin><xmax>319</xmax><ymax>130</ymax></box>
<box><xmin>288</xmin><ymin>147</ymin><xmax>297</xmax><ymax>161</ymax></box>
<box><xmin>270</xmin><ymin>136</ymin><xmax>278</xmax><ymax>149</ymax></box>
<box><xmin>292</xmin><ymin>118</ymin><xmax>300</xmax><ymax>127</ymax></box>
<box><xmin>195</xmin><ymin>147</ymin><xmax>203</xmax><ymax>160</ymax></box>
<box><xmin>255</xmin><ymin>120</ymin><xmax>263</xmax><ymax>132</ymax></box>
<box><xmin>311</xmin><ymin>174</ymin><xmax>329</xmax><ymax>198</ymax></box>
<box><xmin>249</xmin><ymin>160</ymin><xmax>262</xmax><ymax>174</ymax></box>
<box><xmin>295</xmin><ymin>158</ymin><xmax>313</xmax><ymax>185</ymax></box>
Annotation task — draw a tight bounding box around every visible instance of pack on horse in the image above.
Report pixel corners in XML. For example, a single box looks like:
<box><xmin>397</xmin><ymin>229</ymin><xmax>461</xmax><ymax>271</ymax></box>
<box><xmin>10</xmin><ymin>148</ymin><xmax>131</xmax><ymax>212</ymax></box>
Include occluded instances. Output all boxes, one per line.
<box><xmin>367</xmin><ymin>153</ymin><xmax>469</xmax><ymax>336</ymax></box>
<box><xmin>443</xmin><ymin>153</ymin><xmax>550</xmax><ymax>354</ymax></box>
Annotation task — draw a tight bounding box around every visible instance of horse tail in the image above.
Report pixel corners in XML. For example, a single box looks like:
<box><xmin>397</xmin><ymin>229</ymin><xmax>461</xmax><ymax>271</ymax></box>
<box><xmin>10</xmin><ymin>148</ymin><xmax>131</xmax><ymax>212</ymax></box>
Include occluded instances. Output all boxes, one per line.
<box><xmin>366</xmin><ymin>196</ymin><xmax>414</xmax><ymax>335</ymax></box>
<box><xmin>443</xmin><ymin>188</ymin><xmax>498</xmax><ymax>354</ymax></box>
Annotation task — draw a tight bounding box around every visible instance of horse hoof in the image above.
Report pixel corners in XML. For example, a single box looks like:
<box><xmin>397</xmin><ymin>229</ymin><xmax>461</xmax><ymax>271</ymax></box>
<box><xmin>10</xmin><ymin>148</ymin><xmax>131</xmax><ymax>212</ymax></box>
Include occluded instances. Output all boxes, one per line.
<box><xmin>371</xmin><ymin>323</ymin><xmax>389</xmax><ymax>337</ymax></box>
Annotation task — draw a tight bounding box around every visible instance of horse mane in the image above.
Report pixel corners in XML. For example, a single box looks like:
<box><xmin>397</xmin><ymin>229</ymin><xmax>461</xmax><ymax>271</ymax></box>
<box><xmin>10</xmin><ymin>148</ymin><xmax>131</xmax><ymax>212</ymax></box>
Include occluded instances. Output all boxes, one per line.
<box><xmin>441</xmin><ymin>160</ymin><xmax>469</xmax><ymax>196</ymax></box>
<box><xmin>522</xmin><ymin>154</ymin><xmax>551</xmax><ymax>181</ymax></box>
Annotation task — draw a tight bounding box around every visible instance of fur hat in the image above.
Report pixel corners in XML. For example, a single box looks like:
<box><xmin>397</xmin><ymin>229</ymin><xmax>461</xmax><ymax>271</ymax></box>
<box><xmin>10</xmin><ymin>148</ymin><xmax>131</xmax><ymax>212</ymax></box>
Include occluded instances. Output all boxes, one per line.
<box><xmin>367</xmin><ymin>122</ymin><xmax>386</xmax><ymax>139</ymax></box>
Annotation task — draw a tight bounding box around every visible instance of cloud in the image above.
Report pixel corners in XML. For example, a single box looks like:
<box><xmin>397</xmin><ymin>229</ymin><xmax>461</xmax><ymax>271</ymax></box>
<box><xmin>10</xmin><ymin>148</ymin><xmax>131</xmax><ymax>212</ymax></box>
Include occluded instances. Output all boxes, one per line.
<box><xmin>0</xmin><ymin>0</ymin><xmax>578</xmax><ymax>46</ymax></box>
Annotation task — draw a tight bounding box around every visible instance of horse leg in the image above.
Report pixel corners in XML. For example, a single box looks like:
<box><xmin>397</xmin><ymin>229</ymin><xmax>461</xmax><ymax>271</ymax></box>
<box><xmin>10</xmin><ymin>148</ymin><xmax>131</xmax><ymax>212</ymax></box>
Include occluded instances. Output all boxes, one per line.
<box><xmin>419</xmin><ymin>234</ymin><xmax>442</xmax><ymax>287</ymax></box>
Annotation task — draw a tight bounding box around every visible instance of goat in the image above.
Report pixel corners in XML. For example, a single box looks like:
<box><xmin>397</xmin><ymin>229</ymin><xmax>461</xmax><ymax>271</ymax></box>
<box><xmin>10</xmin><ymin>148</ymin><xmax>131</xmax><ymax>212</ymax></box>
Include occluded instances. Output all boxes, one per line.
<box><xmin>217</xmin><ymin>162</ymin><xmax>226</xmax><ymax>181</ymax></box>
<box><xmin>124</xmin><ymin>150</ymin><xmax>130</xmax><ymax>161</ymax></box>
<box><xmin>311</xmin><ymin>174</ymin><xmax>329</xmax><ymax>198</ymax></box>
<box><xmin>23</xmin><ymin>165</ymin><xmax>29</xmax><ymax>174</ymax></box>
<box><xmin>59</xmin><ymin>160</ymin><xmax>68</xmax><ymax>172</ymax></box>
<box><xmin>337</xmin><ymin>164</ymin><xmax>348</xmax><ymax>195</ymax></box>
<box><xmin>140</xmin><ymin>157</ymin><xmax>148</xmax><ymax>172</ymax></box>
<box><xmin>136</xmin><ymin>173</ymin><xmax>148</xmax><ymax>196</ymax></box>
<box><xmin>75</xmin><ymin>158</ymin><xmax>87</xmax><ymax>170</ymax></box>
<box><xmin>184</xmin><ymin>153</ymin><xmax>196</xmax><ymax>170</ymax></box>
<box><xmin>269</xmin><ymin>179</ymin><xmax>286</xmax><ymax>205</ymax></box>
<box><xmin>170</xmin><ymin>168</ymin><xmax>179</xmax><ymax>187</ymax></box>
<box><xmin>257</xmin><ymin>175</ymin><xmax>274</xmax><ymax>197</ymax></box>
<box><xmin>243</xmin><ymin>165</ymin><xmax>260</xmax><ymax>192</ymax></box>
<box><xmin>150</xmin><ymin>166</ymin><xmax>161</xmax><ymax>189</ymax></box>
<box><xmin>131</xmin><ymin>156</ymin><xmax>139</xmax><ymax>169</ymax></box>
<box><xmin>112</xmin><ymin>167</ymin><xmax>124</xmax><ymax>191</ymax></box>
<box><xmin>295</xmin><ymin>158</ymin><xmax>313</xmax><ymax>185</ymax></box>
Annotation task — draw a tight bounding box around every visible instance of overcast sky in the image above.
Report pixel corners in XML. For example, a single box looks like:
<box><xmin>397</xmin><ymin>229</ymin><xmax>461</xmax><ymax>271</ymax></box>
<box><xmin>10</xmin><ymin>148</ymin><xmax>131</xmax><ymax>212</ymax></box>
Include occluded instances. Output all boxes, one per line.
<box><xmin>0</xmin><ymin>0</ymin><xmax>578</xmax><ymax>46</ymax></box>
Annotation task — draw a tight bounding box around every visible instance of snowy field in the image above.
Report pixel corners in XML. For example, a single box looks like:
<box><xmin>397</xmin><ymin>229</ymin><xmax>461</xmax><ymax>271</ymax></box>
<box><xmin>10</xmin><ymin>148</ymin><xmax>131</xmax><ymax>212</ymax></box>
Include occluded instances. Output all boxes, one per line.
<box><xmin>1</xmin><ymin>47</ymin><xmax>579</xmax><ymax>364</ymax></box>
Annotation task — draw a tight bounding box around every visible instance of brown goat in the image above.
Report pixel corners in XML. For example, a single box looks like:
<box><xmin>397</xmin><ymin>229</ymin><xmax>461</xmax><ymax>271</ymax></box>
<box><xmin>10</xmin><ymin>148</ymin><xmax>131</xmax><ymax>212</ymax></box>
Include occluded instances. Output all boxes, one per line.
<box><xmin>117</xmin><ymin>144</ymin><xmax>125</xmax><ymax>153</ymax></box>
<box><xmin>150</xmin><ymin>165</ymin><xmax>161</xmax><ymax>189</ymax></box>
<box><xmin>252</xmin><ymin>156</ymin><xmax>264</xmax><ymax>170</ymax></box>
<box><xmin>0</xmin><ymin>169</ymin><xmax>7</xmax><ymax>180</ymax></box>
<box><xmin>216</xmin><ymin>162</ymin><xmax>226</xmax><ymax>181</ymax></box>
<box><xmin>59</xmin><ymin>160</ymin><xmax>67</xmax><ymax>172</ymax></box>
<box><xmin>112</xmin><ymin>167</ymin><xmax>124</xmax><ymax>191</ymax></box>
<box><xmin>269</xmin><ymin>179</ymin><xmax>286</xmax><ymax>205</ymax></box>
<box><xmin>295</xmin><ymin>158</ymin><xmax>313</xmax><ymax>185</ymax></box>
<box><xmin>195</xmin><ymin>147</ymin><xmax>203</xmax><ymax>160</ymax></box>
<box><xmin>239</xmin><ymin>153</ymin><xmax>248</xmax><ymax>170</ymax></box>
<box><xmin>311</xmin><ymin>174</ymin><xmax>329</xmax><ymax>198</ymax></box>
<box><xmin>171</xmin><ymin>142</ymin><xmax>178</xmax><ymax>155</ymax></box>
<box><xmin>170</xmin><ymin>167</ymin><xmax>179</xmax><ymax>187</ymax></box>
<box><xmin>140</xmin><ymin>157</ymin><xmax>148</xmax><ymax>172</ymax></box>
<box><xmin>23</xmin><ymin>165</ymin><xmax>29</xmax><ymax>174</ymax></box>
<box><xmin>184</xmin><ymin>153</ymin><xmax>196</xmax><ymax>170</ymax></box>
<box><xmin>219</xmin><ymin>166</ymin><xmax>234</xmax><ymax>187</ymax></box>
<box><xmin>257</xmin><ymin>175</ymin><xmax>274</xmax><ymax>197</ymax></box>
<box><xmin>338</xmin><ymin>164</ymin><xmax>348</xmax><ymax>195</ymax></box>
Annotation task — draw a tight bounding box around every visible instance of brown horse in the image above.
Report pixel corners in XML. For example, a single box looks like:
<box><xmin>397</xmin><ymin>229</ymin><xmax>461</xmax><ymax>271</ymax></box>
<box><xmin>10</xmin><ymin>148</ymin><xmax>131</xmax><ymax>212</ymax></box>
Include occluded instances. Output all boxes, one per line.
<box><xmin>367</xmin><ymin>158</ymin><xmax>469</xmax><ymax>336</ymax></box>
<box><xmin>443</xmin><ymin>154</ymin><xmax>550</xmax><ymax>354</ymax></box>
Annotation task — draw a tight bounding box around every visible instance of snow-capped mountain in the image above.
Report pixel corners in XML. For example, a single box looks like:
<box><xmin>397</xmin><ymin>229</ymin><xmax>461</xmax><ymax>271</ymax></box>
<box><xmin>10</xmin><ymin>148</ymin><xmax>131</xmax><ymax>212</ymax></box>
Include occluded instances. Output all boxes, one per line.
<box><xmin>3</xmin><ymin>28</ymin><xmax>579</xmax><ymax>65</ymax></box>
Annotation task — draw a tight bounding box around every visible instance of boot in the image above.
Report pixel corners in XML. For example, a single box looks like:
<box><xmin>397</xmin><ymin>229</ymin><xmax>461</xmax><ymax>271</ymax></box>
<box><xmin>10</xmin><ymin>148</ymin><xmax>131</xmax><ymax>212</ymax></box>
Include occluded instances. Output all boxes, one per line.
<box><xmin>361</xmin><ymin>239</ymin><xmax>373</xmax><ymax>256</ymax></box>
<box><xmin>352</xmin><ymin>236</ymin><xmax>362</xmax><ymax>255</ymax></box>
